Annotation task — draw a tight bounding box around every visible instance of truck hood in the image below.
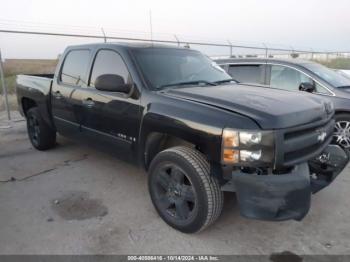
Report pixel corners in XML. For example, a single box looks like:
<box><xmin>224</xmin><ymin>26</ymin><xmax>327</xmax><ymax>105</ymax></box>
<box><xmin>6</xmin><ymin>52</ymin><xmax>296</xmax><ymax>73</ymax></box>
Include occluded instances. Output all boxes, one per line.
<box><xmin>163</xmin><ymin>84</ymin><xmax>333</xmax><ymax>129</ymax></box>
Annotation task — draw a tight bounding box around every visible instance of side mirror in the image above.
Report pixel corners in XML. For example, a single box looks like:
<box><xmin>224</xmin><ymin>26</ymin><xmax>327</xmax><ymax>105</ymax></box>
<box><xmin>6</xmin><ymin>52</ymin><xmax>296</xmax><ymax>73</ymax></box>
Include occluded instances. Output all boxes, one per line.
<box><xmin>299</xmin><ymin>82</ymin><xmax>316</xmax><ymax>93</ymax></box>
<box><xmin>95</xmin><ymin>74</ymin><xmax>132</xmax><ymax>93</ymax></box>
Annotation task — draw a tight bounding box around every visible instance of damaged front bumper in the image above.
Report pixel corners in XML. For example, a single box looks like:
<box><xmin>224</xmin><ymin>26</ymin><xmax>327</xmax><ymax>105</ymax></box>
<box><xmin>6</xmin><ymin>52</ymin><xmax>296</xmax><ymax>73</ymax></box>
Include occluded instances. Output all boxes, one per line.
<box><xmin>226</xmin><ymin>145</ymin><xmax>349</xmax><ymax>221</ymax></box>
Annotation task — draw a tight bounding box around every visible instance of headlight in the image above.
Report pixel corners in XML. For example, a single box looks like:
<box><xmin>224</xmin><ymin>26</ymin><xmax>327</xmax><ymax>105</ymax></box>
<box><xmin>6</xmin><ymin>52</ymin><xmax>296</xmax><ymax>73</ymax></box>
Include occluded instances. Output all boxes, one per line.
<box><xmin>221</xmin><ymin>128</ymin><xmax>275</xmax><ymax>166</ymax></box>
<box><xmin>239</xmin><ymin>132</ymin><xmax>262</xmax><ymax>145</ymax></box>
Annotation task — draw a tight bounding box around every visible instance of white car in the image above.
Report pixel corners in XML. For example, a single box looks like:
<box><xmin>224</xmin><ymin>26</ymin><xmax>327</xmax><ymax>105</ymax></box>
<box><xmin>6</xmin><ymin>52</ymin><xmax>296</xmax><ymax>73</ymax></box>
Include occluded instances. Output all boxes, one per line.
<box><xmin>336</xmin><ymin>69</ymin><xmax>350</xmax><ymax>79</ymax></box>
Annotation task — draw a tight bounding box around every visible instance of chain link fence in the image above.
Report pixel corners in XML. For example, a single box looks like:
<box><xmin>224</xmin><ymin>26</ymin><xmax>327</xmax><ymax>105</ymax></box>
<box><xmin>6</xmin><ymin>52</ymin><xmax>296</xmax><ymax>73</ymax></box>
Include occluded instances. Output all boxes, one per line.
<box><xmin>1</xmin><ymin>28</ymin><xmax>350</xmax><ymax>120</ymax></box>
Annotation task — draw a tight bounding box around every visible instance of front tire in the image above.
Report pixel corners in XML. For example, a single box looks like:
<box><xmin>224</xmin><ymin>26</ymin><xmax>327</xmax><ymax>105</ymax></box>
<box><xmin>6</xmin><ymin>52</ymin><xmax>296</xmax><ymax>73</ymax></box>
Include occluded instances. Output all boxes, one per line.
<box><xmin>148</xmin><ymin>146</ymin><xmax>223</xmax><ymax>233</ymax></box>
<box><xmin>26</xmin><ymin>107</ymin><xmax>56</xmax><ymax>150</ymax></box>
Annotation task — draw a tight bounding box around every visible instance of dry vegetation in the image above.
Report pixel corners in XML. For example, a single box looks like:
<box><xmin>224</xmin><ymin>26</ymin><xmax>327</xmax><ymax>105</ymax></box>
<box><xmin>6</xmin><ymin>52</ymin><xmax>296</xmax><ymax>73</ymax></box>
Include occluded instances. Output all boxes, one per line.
<box><xmin>313</xmin><ymin>57</ymin><xmax>350</xmax><ymax>70</ymax></box>
<box><xmin>0</xmin><ymin>94</ymin><xmax>17</xmax><ymax>111</ymax></box>
<box><xmin>0</xmin><ymin>59</ymin><xmax>58</xmax><ymax>111</ymax></box>
<box><xmin>1</xmin><ymin>59</ymin><xmax>58</xmax><ymax>94</ymax></box>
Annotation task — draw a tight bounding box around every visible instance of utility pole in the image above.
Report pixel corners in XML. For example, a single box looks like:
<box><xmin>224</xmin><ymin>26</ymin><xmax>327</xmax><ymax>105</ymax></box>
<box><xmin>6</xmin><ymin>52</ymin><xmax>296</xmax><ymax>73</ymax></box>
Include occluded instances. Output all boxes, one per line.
<box><xmin>149</xmin><ymin>10</ymin><xmax>153</xmax><ymax>45</ymax></box>
<box><xmin>174</xmin><ymin>35</ymin><xmax>180</xmax><ymax>47</ymax></box>
<box><xmin>101</xmin><ymin>28</ymin><xmax>107</xmax><ymax>43</ymax></box>
<box><xmin>227</xmin><ymin>40</ymin><xmax>233</xmax><ymax>57</ymax></box>
<box><xmin>0</xmin><ymin>49</ymin><xmax>10</xmax><ymax>120</ymax></box>
<box><xmin>262</xmin><ymin>43</ymin><xmax>268</xmax><ymax>58</ymax></box>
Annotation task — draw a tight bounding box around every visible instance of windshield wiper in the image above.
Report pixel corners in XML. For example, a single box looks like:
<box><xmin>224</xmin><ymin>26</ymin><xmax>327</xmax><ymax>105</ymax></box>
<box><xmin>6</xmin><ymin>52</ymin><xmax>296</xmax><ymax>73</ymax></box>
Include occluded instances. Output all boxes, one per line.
<box><xmin>214</xmin><ymin>78</ymin><xmax>239</xmax><ymax>84</ymax></box>
<box><xmin>159</xmin><ymin>80</ymin><xmax>217</xmax><ymax>89</ymax></box>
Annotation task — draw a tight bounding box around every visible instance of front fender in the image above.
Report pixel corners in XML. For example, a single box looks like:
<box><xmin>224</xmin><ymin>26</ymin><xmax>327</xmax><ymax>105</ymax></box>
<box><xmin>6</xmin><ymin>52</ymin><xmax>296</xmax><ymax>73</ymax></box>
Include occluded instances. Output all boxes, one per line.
<box><xmin>139</xmin><ymin>107</ymin><xmax>223</xmax><ymax>164</ymax></box>
<box><xmin>138</xmin><ymin>94</ymin><xmax>260</xmax><ymax>165</ymax></box>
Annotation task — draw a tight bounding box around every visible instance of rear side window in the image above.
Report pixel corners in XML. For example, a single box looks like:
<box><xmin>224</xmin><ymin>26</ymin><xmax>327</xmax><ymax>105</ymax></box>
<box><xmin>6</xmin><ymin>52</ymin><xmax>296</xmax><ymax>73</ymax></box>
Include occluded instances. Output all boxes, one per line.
<box><xmin>60</xmin><ymin>50</ymin><xmax>90</xmax><ymax>87</ymax></box>
<box><xmin>228</xmin><ymin>65</ymin><xmax>265</xmax><ymax>84</ymax></box>
<box><xmin>89</xmin><ymin>50</ymin><xmax>131</xmax><ymax>88</ymax></box>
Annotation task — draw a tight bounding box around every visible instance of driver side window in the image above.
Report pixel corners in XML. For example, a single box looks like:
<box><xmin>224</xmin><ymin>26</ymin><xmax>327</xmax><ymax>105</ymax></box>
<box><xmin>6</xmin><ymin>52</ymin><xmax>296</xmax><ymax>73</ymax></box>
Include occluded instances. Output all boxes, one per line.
<box><xmin>269</xmin><ymin>65</ymin><xmax>313</xmax><ymax>91</ymax></box>
<box><xmin>89</xmin><ymin>49</ymin><xmax>132</xmax><ymax>88</ymax></box>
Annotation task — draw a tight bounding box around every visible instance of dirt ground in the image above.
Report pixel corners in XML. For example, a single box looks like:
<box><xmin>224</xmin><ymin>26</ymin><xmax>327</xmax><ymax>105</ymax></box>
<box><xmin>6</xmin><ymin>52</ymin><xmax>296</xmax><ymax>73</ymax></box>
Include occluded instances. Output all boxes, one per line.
<box><xmin>1</xmin><ymin>111</ymin><xmax>350</xmax><ymax>255</ymax></box>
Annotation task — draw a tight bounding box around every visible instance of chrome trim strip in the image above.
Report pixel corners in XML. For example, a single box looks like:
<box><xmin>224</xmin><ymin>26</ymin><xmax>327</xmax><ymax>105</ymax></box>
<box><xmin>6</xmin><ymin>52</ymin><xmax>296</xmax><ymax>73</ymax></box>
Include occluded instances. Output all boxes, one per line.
<box><xmin>81</xmin><ymin>125</ymin><xmax>132</xmax><ymax>144</ymax></box>
<box><xmin>54</xmin><ymin>116</ymin><xmax>132</xmax><ymax>144</ymax></box>
<box><xmin>54</xmin><ymin>116</ymin><xmax>79</xmax><ymax>126</ymax></box>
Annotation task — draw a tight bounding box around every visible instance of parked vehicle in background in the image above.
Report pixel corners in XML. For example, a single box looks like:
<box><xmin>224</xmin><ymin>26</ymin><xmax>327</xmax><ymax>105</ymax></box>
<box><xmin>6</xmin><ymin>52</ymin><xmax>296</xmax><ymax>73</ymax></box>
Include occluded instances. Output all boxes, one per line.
<box><xmin>216</xmin><ymin>58</ymin><xmax>350</xmax><ymax>150</ymax></box>
<box><xmin>335</xmin><ymin>69</ymin><xmax>350</xmax><ymax>80</ymax></box>
<box><xmin>16</xmin><ymin>44</ymin><xmax>349</xmax><ymax>233</ymax></box>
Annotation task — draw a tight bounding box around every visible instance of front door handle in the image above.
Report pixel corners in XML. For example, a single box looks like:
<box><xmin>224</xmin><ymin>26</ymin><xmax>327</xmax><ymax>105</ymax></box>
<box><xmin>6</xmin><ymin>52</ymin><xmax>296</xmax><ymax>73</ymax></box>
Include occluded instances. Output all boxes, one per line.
<box><xmin>53</xmin><ymin>90</ymin><xmax>63</xmax><ymax>99</ymax></box>
<box><xmin>82</xmin><ymin>98</ymin><xmax>95</xmax><ymax>108</ymax></box>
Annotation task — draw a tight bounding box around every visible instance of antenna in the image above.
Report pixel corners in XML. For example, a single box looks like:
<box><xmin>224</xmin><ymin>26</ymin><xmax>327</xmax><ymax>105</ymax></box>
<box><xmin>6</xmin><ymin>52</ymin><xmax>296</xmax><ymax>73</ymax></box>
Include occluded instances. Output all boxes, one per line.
<box><xmin>149</xmin><ymin>10</ymin><xmax>153</xmax><ymax>44</ymax></box>
<box><xmin>101</xmin><ymin>27</ymin><xmax>107</xmax><ymax>43</ymax></box>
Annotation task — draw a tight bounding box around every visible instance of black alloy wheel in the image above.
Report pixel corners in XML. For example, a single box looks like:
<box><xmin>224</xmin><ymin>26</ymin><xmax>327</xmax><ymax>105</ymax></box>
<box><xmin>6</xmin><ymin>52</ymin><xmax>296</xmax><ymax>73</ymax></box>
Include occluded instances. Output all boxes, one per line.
<box><xmin>148</xmin><ymin>146</ymin><xmax>223</xmax><ymax>233</ymax></box>
<box><xmin>27</xmin><ymin>113</ymin><xmax>41</xmax><ymax>147</ymax></box>
<box><xmin>153</xmin><ymin>163</ymin><xmax>196</xmax><ymax>222</ymax></box>
<box><xmin>26</xmin><ymin>107</ymin><xmax>56</xmax><ymax>150</ymax></box>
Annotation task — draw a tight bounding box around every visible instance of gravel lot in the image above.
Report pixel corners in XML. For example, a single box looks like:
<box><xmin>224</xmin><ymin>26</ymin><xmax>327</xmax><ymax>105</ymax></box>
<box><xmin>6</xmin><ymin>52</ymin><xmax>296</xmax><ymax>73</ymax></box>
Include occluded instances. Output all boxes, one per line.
<box><xmin>1</xmin><ymin>111</ymin><xmax>350</xmax><ymax>255</ymax></box>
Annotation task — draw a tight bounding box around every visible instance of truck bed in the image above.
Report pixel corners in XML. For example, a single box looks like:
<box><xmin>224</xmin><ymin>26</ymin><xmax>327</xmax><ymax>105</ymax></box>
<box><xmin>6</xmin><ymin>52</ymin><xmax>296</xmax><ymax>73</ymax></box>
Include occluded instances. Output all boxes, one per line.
<box><xmin>17</xmin><ymin>74</ymin><xmax>54</xmax><ymax>91</ymax></box>
<box><xmin>16</xmin><ymin>74</ymin><xmax>54</xmax><ymax>127</ymax></box>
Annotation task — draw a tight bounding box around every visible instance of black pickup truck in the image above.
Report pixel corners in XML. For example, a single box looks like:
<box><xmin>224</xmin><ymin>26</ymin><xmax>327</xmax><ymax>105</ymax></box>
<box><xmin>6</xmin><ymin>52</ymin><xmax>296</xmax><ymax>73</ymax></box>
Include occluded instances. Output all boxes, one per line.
<box><xmin>16</xmin><ymin>43</ymin><xmax>349</xmax><ymax>233</ymax></box>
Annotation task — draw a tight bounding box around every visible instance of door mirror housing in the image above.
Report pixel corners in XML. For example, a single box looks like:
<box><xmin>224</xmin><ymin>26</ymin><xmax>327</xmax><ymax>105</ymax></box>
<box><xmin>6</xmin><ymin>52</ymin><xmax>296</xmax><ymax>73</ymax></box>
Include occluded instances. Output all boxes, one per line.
<box><xmin>95</xmin><ymin>74</ymin><xmax>132</xmax><ymax>93</ymax></box>
<box><xmin>299</xmin><ymin>82</ymin><xmax>316</xmax><ymax>93</ymax></box>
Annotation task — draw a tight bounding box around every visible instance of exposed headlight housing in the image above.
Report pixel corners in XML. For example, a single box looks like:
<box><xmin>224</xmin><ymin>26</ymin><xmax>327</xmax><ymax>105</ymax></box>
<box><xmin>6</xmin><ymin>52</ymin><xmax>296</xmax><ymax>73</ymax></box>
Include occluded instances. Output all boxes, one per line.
<box><xmin>222</xmin><ymin>128</ymin><xmax>275</xmax><ymax>166</ymax></box>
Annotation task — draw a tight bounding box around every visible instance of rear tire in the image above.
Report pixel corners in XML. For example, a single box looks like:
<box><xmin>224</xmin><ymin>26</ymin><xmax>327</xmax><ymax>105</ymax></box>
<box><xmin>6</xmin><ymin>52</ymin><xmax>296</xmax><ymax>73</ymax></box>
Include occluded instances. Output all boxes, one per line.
<box><xmin>26</xmin><ymin>107</ymin><xmax>56</xmax><ymax>150</ymax></box>
<box><xmin>148</xmin><ymin>146</ymin><xmax>223</xmax><ymax>233</ymax></box>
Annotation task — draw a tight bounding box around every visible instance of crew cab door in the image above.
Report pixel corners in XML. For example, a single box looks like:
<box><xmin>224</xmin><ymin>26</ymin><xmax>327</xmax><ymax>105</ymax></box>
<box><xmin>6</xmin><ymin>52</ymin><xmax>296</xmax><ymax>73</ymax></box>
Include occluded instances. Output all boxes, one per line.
<box><xmin>73</xmin><ymin>49</ymin><xmax>141</xmax><ymax>159</ymax></box>
<box><xmin>51</xmin><ymin>49</ymin><xmax>91</xmax><ymax>137</ymax></box>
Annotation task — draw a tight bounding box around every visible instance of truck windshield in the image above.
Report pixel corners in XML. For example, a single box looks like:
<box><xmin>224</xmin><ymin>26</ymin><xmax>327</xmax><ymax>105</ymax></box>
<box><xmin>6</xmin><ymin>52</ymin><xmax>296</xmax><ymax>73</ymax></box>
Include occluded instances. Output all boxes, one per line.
<box><xmin>303</xmin><ymin>62</ymin><xmax>350</xmax><ymax>88</ymax></box>
<box><xmin>132</xmin><ymin>47</ymin><xmax>232</xmax><ymax>90</ymax></box>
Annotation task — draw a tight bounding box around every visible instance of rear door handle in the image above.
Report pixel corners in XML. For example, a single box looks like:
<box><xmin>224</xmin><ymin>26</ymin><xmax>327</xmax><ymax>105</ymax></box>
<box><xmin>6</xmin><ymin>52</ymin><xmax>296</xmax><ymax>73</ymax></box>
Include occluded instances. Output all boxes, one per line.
<box><xmin>53</xmin><ymin>90</ymin><xmax>63</xmax><ymax>99</ymax></box>
<box><xmin>82</xmin><ymin>98</ymin><xmax>95</xmax><ymax>108</ymax></box>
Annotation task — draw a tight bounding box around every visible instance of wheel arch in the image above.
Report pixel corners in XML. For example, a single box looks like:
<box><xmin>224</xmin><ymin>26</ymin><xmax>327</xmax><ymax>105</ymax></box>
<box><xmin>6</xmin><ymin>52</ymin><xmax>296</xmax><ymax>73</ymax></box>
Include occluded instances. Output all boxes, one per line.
<box><xmin>335</xmin><ymin>110</ymin><xmax>350</xmax><ymax>117</ymax></box>
<box><xmin>141</xmin><ymin>130</ymin><xmax>225</xmax><ymax>182</ymax></box>
<box><xmin>21</xmin><ymin>97</ymin><xmax>37</xmax><ymax>117</ymax></box>
<box><xmin>143</xmin><ymin>132</ymin><xmax>196</xmax><ymax>170</ymax></box>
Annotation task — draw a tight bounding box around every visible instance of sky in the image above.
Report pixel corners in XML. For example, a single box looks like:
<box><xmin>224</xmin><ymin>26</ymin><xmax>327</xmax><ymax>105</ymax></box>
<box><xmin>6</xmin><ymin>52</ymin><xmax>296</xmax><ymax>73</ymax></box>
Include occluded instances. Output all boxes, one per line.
<box><xmin>0</xmin><ymin>0</ymin><xmax>349</xmax><ymax>59</ymax></box>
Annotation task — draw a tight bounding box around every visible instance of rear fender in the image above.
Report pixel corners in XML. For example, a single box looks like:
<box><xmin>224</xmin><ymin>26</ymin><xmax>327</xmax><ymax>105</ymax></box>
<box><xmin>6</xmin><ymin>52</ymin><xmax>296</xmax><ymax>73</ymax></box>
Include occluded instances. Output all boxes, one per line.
<box><xmin>16</xmin><ymin>75</ymin><xmax>55</xmax><ymax>129</ymax></box>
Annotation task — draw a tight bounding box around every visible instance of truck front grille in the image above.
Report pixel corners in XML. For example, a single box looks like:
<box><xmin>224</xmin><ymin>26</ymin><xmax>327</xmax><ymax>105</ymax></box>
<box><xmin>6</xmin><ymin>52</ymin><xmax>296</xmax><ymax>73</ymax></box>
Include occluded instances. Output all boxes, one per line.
<box><xmin>275</xmin><ymin>116</ymin><xmax>334</xmax><ymax>167</ymax></box>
